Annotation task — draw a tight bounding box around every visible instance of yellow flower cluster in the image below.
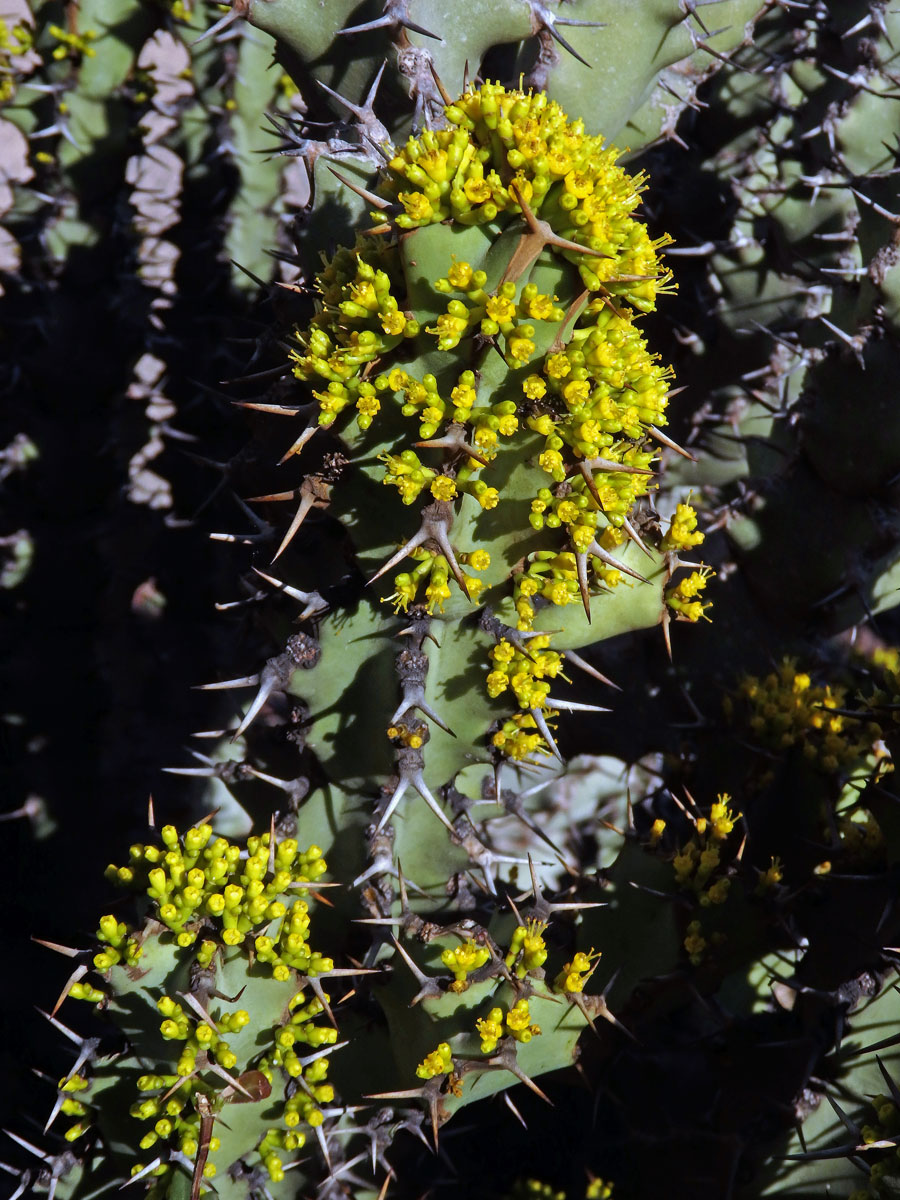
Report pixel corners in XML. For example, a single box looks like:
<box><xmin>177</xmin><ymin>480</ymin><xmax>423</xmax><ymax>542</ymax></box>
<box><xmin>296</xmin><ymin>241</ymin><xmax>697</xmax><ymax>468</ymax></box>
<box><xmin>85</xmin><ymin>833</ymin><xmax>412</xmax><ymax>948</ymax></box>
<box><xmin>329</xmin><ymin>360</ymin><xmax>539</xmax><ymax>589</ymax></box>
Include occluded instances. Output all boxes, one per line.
<box><xmin>103</xmin><ymin>824</ymin><xmax>328</xmax><ymax>964</ymax></box>
<box><xmin>505</xmin><ymin>919</ymin><xmax>549</xmax><ymax>977</ymax></box>
<box><xmin>441</xmin><ymin>938</ymin><xmax>491</xmax><ymax>991</ymax></box>
<box><xmin>665</xmin><ymin>568</ymin><xmax>713</xmax><ymax>623</ymax></box>
<box><xmin>671</xmin><ymin>794</ymin><xmax>740</xmax><ymax>908</ymax></box>
<box><xmin>476</xmin><ymin>999</ymin><xmax>541</xmax><ymax>1053</ymax></box>
<box><xmin>74</xmin><ymin>826</ymin><xmax>339</xmax><ymax>1186</ymax></box>
<box><xmin>48</xmin><ymin>21</ymin><xmax>96</xmax><ymax>60</ymax></box>
<box><xmin>385</xmin><ymin>83</ymin><xmax>671</xmax><ymax>301</ymax></box>
<box><xmin>277</xmin><ymin>83</ymin><xmax>693</xmax><ymax>766</ymax></box>
<box><xmin>383</xmin><ymin>546</ymin><xmax>490</xmax><ymax>614</ymax></box>
<box><xmin>491</xmin><ymin>711</ymin><xmax>552</xmax><ymax>762</ymax></box>
<box><xmin>0</xmin><ymin>18</ymin><xmax>31</xmax><ymax>104</ymax></box>
<box><xmin>416</xmin><ymin>1041</ymin><xmax>454</xmax><ymax>1080</ymax></box>
<box><xmin>727</xmin><ymin>660</ymin><xmax>878</xmax><ymax>773</ymax></box>
<box><xmin>554</xmin><ymin>949</ymin><xmax>601</xmax><ymax>994</ymax></box>
<box><xmin>487</xmin><ymin>637</ymin><xmax>563</xmax><ymax>711</ymax></box>
<box><xmin>661</xmin><ymin>503</ymin><xmax>705</xmax><ymax>552</ymax></box>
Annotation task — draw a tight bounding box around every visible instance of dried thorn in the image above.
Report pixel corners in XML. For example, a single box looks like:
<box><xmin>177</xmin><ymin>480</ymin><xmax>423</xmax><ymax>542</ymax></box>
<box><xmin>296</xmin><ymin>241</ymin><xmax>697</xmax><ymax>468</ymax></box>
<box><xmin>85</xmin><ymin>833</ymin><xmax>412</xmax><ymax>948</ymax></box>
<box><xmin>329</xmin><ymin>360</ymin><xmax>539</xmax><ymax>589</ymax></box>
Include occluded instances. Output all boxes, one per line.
<box><xmin>252</xmin><ymin>568</ymin><xmax>328</xmax><ymax>620</ymax></box>
<box><xmin>194</xmin><ymin>674</ymin><xmax>259</xmax><ymax>691</ymax></box>
<box><xmin>586</xmin><ymin>539</ymin><xmax>649</xmax><ymax>585</ymax></box>
<box><xmin>574</xmin><ymin>550</ymin><xmax>592</xmax><ymax>621</ymax></box>
<box><xmin>50</xmin><ymin>966</ymin><xmax>88</xmax><ymax>1018</ymax></box>
<box><xmin>647</xmin><ymin>426</ymin><xmax>696</xmax><ymax>460</ymax></box>
<box><xmin>232</xmin><ymin>674</ymin><xmax>278</xmax><ymax>741</ymax></box>
<box><xmin>278</xmin><ymin>423</ymin><xmax>319</xmax><ymax>464</ymax></box>
<box><xmin>563</xmin><ymin>650</ymin><xmax>620</xmax><ymax>690</ymax></box>
<box><xmin>622</xmin><ymin>514</ymin><xmax>653</xmax><ymax>557</ymax></box>
<box><xmin>503</xmin><ymin>1090</ymin><xmax>528</xmax><ymax>1129</ymax></box>
<box><xmin>530</xmin><ymin>708</ymin><xmax>563</xmax><ymax>762</ymax></box>
<box><xmin>272</xmin><ymin>492</ymin><xmax>321</xmax><ymax>563</ymax></box>
<box><xmin>119</xmin><ymin>1158</ymin><xmax>163</xmax><ymax>1188</ymax></box>
<box><xmin>426</xmin><ymin>60</ymin><xmax>452</xmax><ymax>107</ymax></box>
<box><xmin>327</xmin><ymin>166</ymin><xmax>393</xmax><ymax>211</ymax></box>
<box><xmin>232</xmin><ymin>401</ymin><xmax>302</xmax><ymax>416</ymax></box>
<box><xmin>544</xmin><ymin>697</ymin><xmax>611</xmax><ymax>714</ymax></box>
<box><xmin>32</xmin><ymin>938</ymin><xmax>85</xmax><ymax>959</ymax></box>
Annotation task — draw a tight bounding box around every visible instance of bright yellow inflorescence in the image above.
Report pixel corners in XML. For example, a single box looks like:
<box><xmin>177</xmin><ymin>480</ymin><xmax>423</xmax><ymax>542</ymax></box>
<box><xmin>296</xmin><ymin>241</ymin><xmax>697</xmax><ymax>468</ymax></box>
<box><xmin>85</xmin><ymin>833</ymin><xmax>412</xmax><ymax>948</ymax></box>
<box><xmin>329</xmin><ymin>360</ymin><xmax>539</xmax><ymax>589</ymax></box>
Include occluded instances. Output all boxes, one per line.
<box><xmin>726</xmin><ymin>659</ymin><xmax>879</xmax><ymax>773</ymax></box>
<box><xmin>476</xmin><ymin>999</ymin><xmax>541</xmax><ymax>1053</ymax></box>
<box><xmin>70</xmin><ymin>825</ymin><xmax>339</xmax><ymax>1187</ymax></box>
<box><xmin>283</xmin><ymin>82</ymin><xmax>699</xmax><ymax>763</ymax></box>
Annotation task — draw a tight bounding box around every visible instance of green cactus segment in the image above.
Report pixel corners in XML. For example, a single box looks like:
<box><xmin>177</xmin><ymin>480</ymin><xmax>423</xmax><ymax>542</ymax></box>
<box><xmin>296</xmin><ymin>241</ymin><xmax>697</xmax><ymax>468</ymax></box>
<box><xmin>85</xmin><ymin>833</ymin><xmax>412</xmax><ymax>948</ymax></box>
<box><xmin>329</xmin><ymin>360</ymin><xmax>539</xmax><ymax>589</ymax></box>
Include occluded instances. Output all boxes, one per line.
<box><xmin>243</xmin><ymin>0</ymin><xmax>763</xmax><ymax>157</ymax></box>
<box><xmin>27</xmin><ymin>0</ymin><xmax>156</xmax><ymax>258</ymax></box>
<box><xmin>757</xmin><ymin>973</ymin><xmax>900</xmax><ymax>1198</ymax></box>
<box><xmin>39</xmin><ymin>820</ymin><xmax>609</xmax><ymax>1195</ymax></box>
<box><xmin>255</xmin><ymin>81</ymin><xmax>707</xmax><ymax>793</ymax></box>
<box><xmin>55</xmin><ymin>824</ymin><xmax>339</xmax><ymax>1195</ymax></box>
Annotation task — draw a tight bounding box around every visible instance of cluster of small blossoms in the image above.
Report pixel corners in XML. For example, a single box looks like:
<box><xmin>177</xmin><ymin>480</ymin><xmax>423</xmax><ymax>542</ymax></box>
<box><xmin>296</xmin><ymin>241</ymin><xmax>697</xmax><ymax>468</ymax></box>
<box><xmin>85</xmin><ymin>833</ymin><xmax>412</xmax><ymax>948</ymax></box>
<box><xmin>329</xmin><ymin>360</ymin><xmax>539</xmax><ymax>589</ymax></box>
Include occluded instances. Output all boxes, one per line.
<box><xmin>277</xmin><ymin>84</ymin><xmax>695</xmax><ymax>765</ymax></box>
<box><xmin>725</xmin><ymin>660</ymin><xmax>878</xmax><ymax>772</ymax></box>
<box><xmin>661</xmin><ymin>503</ymin><xmax>705</xmax><ymax>553</ymax></box>
<box><xmin>102</xmin><ymin>823</ymin><xmax>328</xmax><ymax>962</ymax></box>
<box><xmin>487</xmin><ymin>638</ymin><xmax>563</xmax><ymax>711</ymax></box>
<box><xmin>384</xmin><ymin>83</ymin><xmax>672</xmax><ymax>302</ymax></box>
<box><xmin>491</xmin><ymin>711</ymin><xmax>552</xmax><ymax>762</ymax></box>
<box><xmin>665</xmin><ymin>567</ymin><xmax>714</xmax><ymax>623</ymax></box>
<box><xmin>554</xmin><ymin>949</ymin><xmax>601</xmax><ymax>994</ymax></box>
<box><xmin>416</xmin><ymin>1042</ymin><xmax>455</xmax><ymax>1080</ymax></box>
<box><xmin>441</xmin><ymin>938</ymin><xmax>491</xmax><ymax>991</ymax></box>
<box><xmin>380</xmin><ymin>445</ymin><xmax>499</xmax><ymax>510</ymax></box>
<box><xmin>0</xmin><ymin>18</ymin><xmax>32</xmax><ymax>103</ymax></box>
<box><xmin>668</xmin><ymin>795</ymin><xmax>741</xmax><ymax>906</ymax></box>
<box><xmin>505</xmin><ymin>920</ymin><xmax>549</xmax><ymax>977</ymax></box>
<box><xmin>429</xmin><ymin>273</ymin><xmax>565</xmax><ymax>360</ymax></box>
<box><xmin>476</xmin><ymin>999</ymin><xmax>541</xmax><ymax>1053</ymax></box>
<box><xmin>48</xmin><ymin>21</ymin><xmax>96</xmax><ymax>60</ymax></box>
<box><xmin>290</xmin><ymin>247</ymin><xmax>418</xmax><ymax>430</ymax></box>
<box><xmin>383</xmin><ymin>548</ymin><xmax>490</xmax><ymax>614</ymax></box>
<box><xmin>512</xmin><ymin>539</ymin><xmax>627</xmax><ymax>632</ymax></box>
<box><xmin>69</xmin><ymin>825</ymin><xmax>340</xmax><ymax>1186</ymax></box>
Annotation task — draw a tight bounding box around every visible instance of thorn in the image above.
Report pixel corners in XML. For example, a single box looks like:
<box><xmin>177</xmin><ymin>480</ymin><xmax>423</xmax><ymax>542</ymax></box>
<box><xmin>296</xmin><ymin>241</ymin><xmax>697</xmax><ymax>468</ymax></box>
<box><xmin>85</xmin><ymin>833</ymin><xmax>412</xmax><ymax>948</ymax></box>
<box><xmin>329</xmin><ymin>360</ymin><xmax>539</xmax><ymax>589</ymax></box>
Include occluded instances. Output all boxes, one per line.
<box><xmin>530</xmin><ymin>708</ymin><xmax>563</xmax><ymax>761</ymax></box>
<box><xmin>191</xmin><ymin>6</ymin><xmax>242</xmax><ymax>45</ymax></box>
<box><xmin>252</xmin><ymin>568</ymin><xmax>328</xmax><ymax>620</ymax></box>
<box><xmin>278</xmin><ymin>422</ymin><xmax>319</xmax><ymax>464</ymax></box>
<box><xmin>544</xmin><ymin>697</ymin><xmax>611</xmax><ymax>714</ymax></box>
<box><xmin>502</xmin><ymin>183</ymin><xmax>611</xmax><ymax>285</ymax></box>
<box><xmin>50</xmin><ymin>966</ymin><xmax>89</xmax><ymax>1018</ymax></box>
<box><xmin>660</xmin><ymin>606</ymin><xmax>672</xmax><ymax>661</ymax></box>
<box><xmin>585</xmin><ymin>539</ymin><xmax>650</xmax><ymax>584</ymax></box>
<box><xmin>647</xmin><ymin>426</ymin><xmax>696</xmax><ymax>460</ymax></box>
<box><xmin>327</xmin><ymin>167</ymin><xmax>394</xmax><ymax>211</ymax></box>
<box><xmin>622</xmin><ymin>515</ymin><xmax>653</xmax><ymax>558</ymax></box>
<box><xmin>503</xmin><ymin>1090</ymin><xmax>527</xmax><ymax>1129</ymax></box>
<box><xmin>376</xmin><ymin>770</ymin><xmax>454</xmax><ymax>833</ymax></box>
<box><xmin>3</xmin><ymin>1131</ymin><xmax>49</xmax><ymax>1161</ymax></box>
<box><xmin>119</xmin><ymin>1158</ymin><xmax>163</xmax><ymax>1188</ymax></box>
<box><xmin>31</xmin><ymin>938</ymin><xmax>85</xmax><ymax>959</ymax></box>
<box><xmin>232</xmin><ymin>400</ymin><xmax>302</xmax><ymax>416</ymax></box>
<box><xmin>233</xmin><ymin>673</ymin><xmax>278</xmax><ymax>741</ymax></box>
<box><xmin>389</xmin><ymin>936</ymin><xmax>443</xmax><ymax>1004</ymax></box>
<box><xmin>195</xmin><ymin>674</ymin><xmax>260</xmax><ymax>691</ymax></box>
<box><xmin>574</xmin><ymin>549</ymin><xmax>592</xmax><ymax>621</ymax></box>
<box><xmin>369</xmin><ymin>501</ymin><xmax>469</xmax><ymax>600</ymax></box>
<box><xmin>562</xmin><ymin>650</ymin><xmax>620</xmax><ymax>690</ymax></box>
<box><xmin>428</xmin><ymin>60</ymin><xmax>452</xmax><ymax>106</ymax></box>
